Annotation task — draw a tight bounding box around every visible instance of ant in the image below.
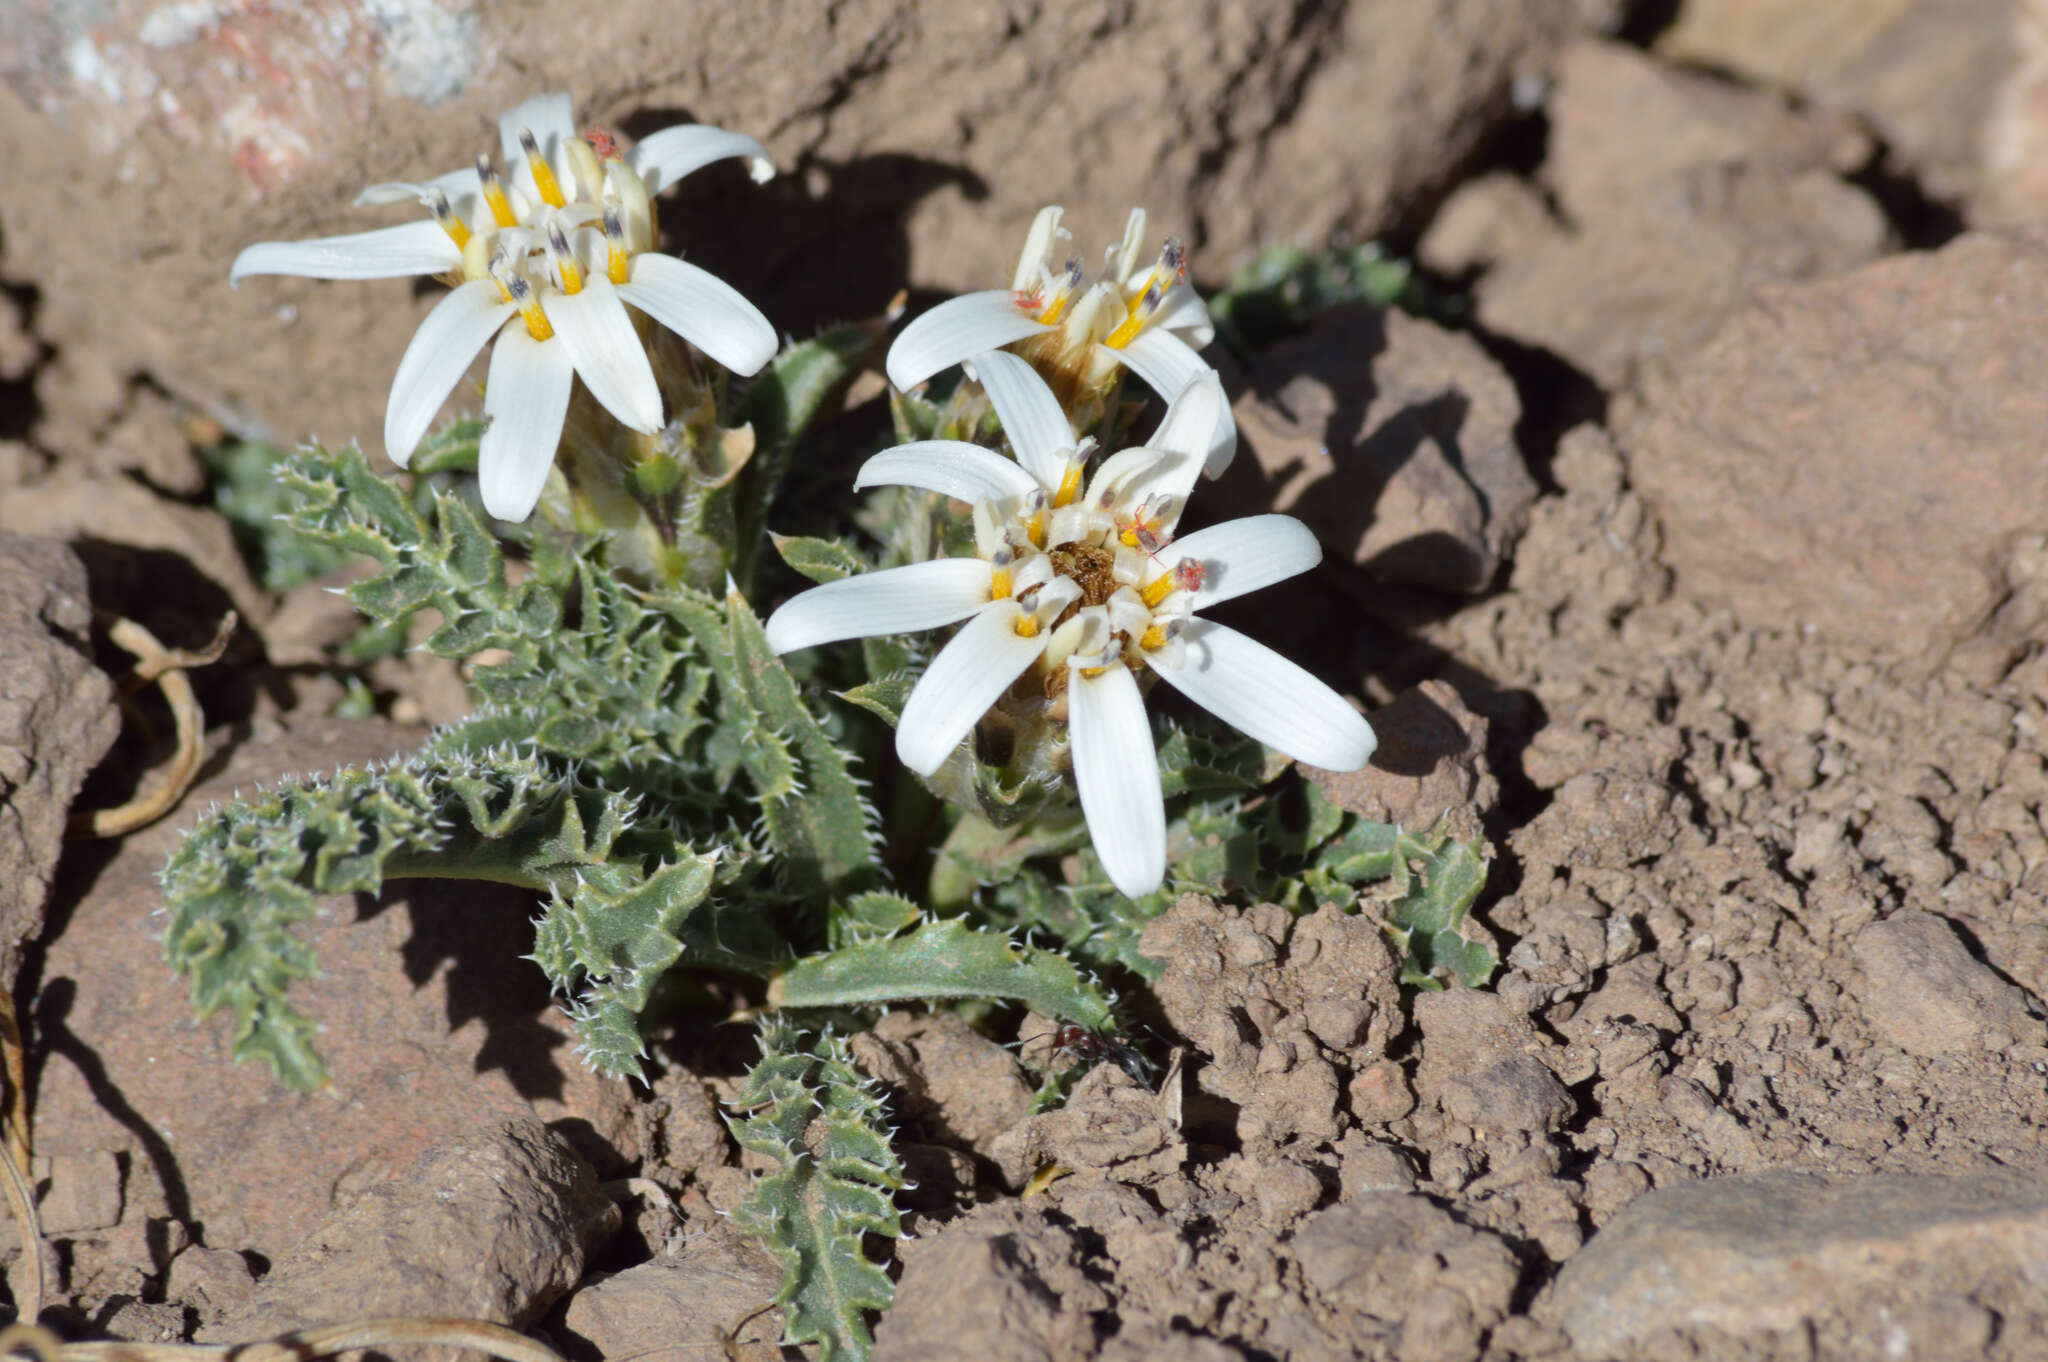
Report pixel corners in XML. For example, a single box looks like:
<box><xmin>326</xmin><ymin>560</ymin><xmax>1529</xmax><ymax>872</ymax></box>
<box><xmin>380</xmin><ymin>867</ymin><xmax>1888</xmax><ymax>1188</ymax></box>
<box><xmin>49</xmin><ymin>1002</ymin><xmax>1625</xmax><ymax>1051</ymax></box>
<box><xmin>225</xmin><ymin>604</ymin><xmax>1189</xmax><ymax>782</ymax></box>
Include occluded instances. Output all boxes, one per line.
<box><xmin>1024</xmin><ymin>1021</ymin><xmax>1156</xmax><ymax>1085</ymax></box>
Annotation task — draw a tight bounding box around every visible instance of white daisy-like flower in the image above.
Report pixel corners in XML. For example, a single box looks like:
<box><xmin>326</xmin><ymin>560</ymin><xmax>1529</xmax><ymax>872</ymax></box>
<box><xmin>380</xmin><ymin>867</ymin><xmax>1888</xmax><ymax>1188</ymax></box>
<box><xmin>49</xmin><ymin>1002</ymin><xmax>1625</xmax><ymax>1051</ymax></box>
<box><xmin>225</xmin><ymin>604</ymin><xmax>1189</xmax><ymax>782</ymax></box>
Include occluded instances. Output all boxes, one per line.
<box><xmin>885</xmin><ymin>205</ymin><xmax>1238</xmax><ymax>477</ymax></box>
<box><xmin>764</xmin><ymin>350</ymin><xmax>1373</xmax><ymax>898</ymax></box>
<box><xmin>229</xmin><ymin>92</ymin><xmax>780</xmax><ymax>522</ymax></box>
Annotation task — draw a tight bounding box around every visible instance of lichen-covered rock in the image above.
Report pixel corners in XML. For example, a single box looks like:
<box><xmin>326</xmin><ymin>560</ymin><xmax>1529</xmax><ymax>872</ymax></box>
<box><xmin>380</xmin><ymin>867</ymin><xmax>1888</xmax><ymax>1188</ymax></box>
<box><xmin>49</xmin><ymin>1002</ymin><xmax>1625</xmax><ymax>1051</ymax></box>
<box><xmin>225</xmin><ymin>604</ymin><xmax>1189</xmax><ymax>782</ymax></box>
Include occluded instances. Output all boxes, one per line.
<box><xmin>0</xmin><ymin>0</ymin><xmax>1581</xmax><ymax>462</ymax></box>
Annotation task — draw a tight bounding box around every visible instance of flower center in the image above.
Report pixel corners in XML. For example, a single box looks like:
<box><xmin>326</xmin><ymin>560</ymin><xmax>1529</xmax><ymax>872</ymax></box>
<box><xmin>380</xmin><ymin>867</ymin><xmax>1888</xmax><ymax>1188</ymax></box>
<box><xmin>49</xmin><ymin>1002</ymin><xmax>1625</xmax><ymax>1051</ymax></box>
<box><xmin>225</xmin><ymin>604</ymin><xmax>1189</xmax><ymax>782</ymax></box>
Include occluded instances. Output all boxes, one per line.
<box><xmin>435</xmin><ymin>125</ymin><xmax>654</xmax><ymax>341</ymax></box>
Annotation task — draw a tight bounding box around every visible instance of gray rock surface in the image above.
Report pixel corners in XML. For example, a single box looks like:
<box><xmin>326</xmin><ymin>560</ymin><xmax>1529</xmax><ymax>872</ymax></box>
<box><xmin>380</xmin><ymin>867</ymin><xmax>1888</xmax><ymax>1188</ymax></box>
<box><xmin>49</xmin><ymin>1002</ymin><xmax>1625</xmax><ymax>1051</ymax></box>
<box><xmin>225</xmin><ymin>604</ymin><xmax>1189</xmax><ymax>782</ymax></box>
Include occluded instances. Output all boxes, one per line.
<box><xmin>1423</xmin><ymin>39</ymin><xmax>1890</xmax><ymax>389</ymax></box>
<box><xmin>1854</xmin><ymin>910</ymin><xmax>2047</xmax><ymax>1057</ymax></box>
<box><xmin>1545</xmin><ymin>1169</ymin><xmax>2048</xmax><ymax>1357</ymax></box>
<box><xmin>1624</xmin><ymin>231</ymin><xmax>2048</xmax><ymax>658</ymax></box>
<box><xmin>0</xmin><ymin>535</ymin><xmax>115</xmax><ymax>983</ymax></box>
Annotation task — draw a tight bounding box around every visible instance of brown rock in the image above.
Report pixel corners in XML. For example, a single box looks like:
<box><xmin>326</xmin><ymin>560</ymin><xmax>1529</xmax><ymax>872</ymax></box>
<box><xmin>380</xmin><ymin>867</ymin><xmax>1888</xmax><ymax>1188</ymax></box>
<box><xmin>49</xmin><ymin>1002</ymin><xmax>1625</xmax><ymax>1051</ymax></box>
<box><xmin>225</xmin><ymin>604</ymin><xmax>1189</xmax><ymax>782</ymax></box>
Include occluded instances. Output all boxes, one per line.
<box><xmin>1241</xmin><ymin>306</ymin><xmax>1537</xmax><ymax>593</ymax></box>
<box><xmin>0</xmin><ymin>536</ymin><xmax>116</xmax><ymax>982</ymax></box>
<box><xmin>1311</xmin><ymin>679</ymin><xmax>1497</xmax><ymax>841</ymax></box>
<box><xmin>1854</xmin><ymin>910</ymin><xmax>2047</xmax><ymax>1057</ymax></box>
<box><xmin>1624</xmin><ymin>231</ymin><xmax>2048</xmax><ymax>656</ymax></box>
<box><xmin>203</xmin><ymin>1118</ymin><xmax>618</xmax><ymax>1346</ymax></box>
<box><xmin>30</xmin><ymin>714</ymin><xmax>639</xmax><ymax>1262</ymax></box>
<box><xmin>1425</xmin><ymin>39</ymin><xmax>1889</xmax><ymax>389</ymax></box>
<box><xmin>551</xmin><ymin>1223</ymin><xmax>786</xmax><ymax>1362</ymax></box>
<box><xmin>1293</xmin><ymin>1193</ymin><xmax>1520</xmax><ymax>1362</ymax></box>
<box><xmin>1660</xmin><ymin>0</ymin><xmax>2015</xmax><ymax>212</ymax></box>
<box><xmin>875</xmin><ymin>1200</ymin><xmax>1109</xmax><ymax>1362</ymax></box>
<box><xmin>0</xmin><ymin>2</ymin><xmax>1571</xmax><ymax>461</ymax></box>
<box><xmin>1544</xmin><ymin>1169</ymin><xmax>2048</xmax><ymax>1356</ymax></box>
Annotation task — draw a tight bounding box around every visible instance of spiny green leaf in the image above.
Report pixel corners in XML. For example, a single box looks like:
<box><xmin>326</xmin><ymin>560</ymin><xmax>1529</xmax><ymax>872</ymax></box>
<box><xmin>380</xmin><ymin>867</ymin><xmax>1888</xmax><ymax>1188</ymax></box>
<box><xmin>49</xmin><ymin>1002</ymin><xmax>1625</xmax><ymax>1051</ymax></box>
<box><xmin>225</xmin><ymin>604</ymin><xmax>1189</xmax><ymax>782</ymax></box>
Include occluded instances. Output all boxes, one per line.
<box><xmin>730</xmin><ymin>1022</ymin><xmax>902</xmax><ymax>1362</ymax></box>
<box><xmin>771</xmin><ymin>918</ymin><xmax>1116</xmax><ymax>1030</ymax></box>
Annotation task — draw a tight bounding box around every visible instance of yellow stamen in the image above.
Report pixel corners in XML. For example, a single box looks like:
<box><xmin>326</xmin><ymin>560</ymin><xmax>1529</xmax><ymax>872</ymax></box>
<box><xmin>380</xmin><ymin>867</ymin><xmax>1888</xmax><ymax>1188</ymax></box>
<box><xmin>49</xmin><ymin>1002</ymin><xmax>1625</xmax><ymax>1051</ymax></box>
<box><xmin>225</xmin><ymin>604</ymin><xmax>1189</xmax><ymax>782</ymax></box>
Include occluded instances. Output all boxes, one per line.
<box><xmin>1014</xmin><ymin>615</ymin><xmax>1041</xmax><ymax>638</ymax></box>
<box><xmin>506</xmin><ymin>276</ymin><xmax>552</xmax><ymax>341</ymax></box>
<box><xmin>477</xmin><ymin>155</ymin><xmax>516</xmax><ymax>228</ymax></box>
<box><xmin>546</xmin><ymin>224</ymin><xmax>583</xmax><ymax>295</ymax></box>
<box><xmin>520</xmin><ymin>129</ymin><xmax>566</xmax><ymax>208</ymax></box>
<box><xmin>990</xmin><ymin>564</ymin><xmax>1012</xmax><ymax>600</ymax></box>
<box><xmin>1039</xmin><ymin>290</ymin><xmax>1071</xmax><ymax>326</ymax></box>
<box><xmin>429</xmin><ymin>190</ymin><xmax>471</xmax><ymax>249</ymax></box>
<box><xmin>1052</xmin><ymin>462</ymin><xmax>1084</xmax><ymax>509</ymax></box>
<box><xmin>1139</xmin><ymin>624</ymin><xmax>1168</xmax><ymax>650</ymax></box>
<box><xmin>1140</xmin><ymin>575</ymin><xmax>1175</xmax><ymax>609</ymax></box>
<box><xmin>603</xmin><ymin>207</ymin><xmax>631</xmax><ymax>286</ymax></box>
<box><xmin>1102</xmin><ymin>302</ymin><xmax>1147</xmax><ymax>349</ymax></box>
<box><xmin>1025</xmin><ymin>509</ymin><xmax>1046</xmax><ymax>548</ymax></box>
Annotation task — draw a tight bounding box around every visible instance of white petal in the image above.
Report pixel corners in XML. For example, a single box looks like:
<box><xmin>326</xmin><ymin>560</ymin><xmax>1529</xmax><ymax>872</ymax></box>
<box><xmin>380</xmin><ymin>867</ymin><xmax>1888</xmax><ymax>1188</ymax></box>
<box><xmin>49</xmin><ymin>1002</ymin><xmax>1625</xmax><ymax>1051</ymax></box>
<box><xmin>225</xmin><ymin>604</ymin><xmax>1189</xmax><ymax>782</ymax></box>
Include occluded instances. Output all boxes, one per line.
<box><xmin>1149</xmin><ymin>280</ymin><xmax>1216</xmax><ymax>349</ymax></box>
<box><xmin>1111</xmin><ymin>206</ymin><xmax>1148</xmax><ymax>286</ymax></box>
<box><xmin>1013</xmin><ymin>205</ymin><xmax>1067</xmax><ymax>292</ymax></box>
<box><xmin>629</xmin><ymin>124</ymin><xmax>776</xmax><ymax>193</ymax></box>
<box><xmin>1083</xmin><ymin>445</ymin><xmax>1167</xmax><ymax>510</ymax></box>
<box><xmin>1113</xmin><ymin>370</ymin><xmax>1226</xmax><ymax>531</ymax></box>
<box><xmin>762</xmin><ymin>559</ymin><xmax>994</xmax><ymax>654</ymax></box>
<box><xmin>1148</xmin><ymin>618</ymin><xmax>1376</xmax><ymax>771</ymax></box>
<box><xmin>498</xmin><ymin>91</ymin><xmax>576</xmax><ymax>201</ymax></box>
<box><xmin>478</xmin><ymin>324</ymin><xmax>574</xmax><ymax>522</ymax></box>
<box><xmin>1116</xmin><ymin>328</ymin><xmax>1236</xmax><ymax>476</ymax></box>
<box><xmin>1070</xmin><ymin>665</ymin><xmax>1166</xmax><ymax>899</ymax></box>
<box><xmin>543</xmin><ymin>278</ymin><xmax>663</xmax><ymax>433</ymax></box>
<box><xmin>383</xmin><ymin>279</ymin><xmax>516</xmax><ymax>466</ymax></box>
<box><xmin>617</xmin><ymin>252</ymin><xmax>778</xmax><ymax>376</ymax></box>
<box><xmin>896</xmin><ymin>601</ymin><xmax>1046</xmax><ymax>776</ymax></box>
<box><xmin>1161</xmin><ymin>514</ymin><xmax>1321</xmax><ymax>608</ymax></box>
<box><xmin>966</xmin><ymin>349</ymin><xmax>1074</xmax><ymax>489</ymax></box>
<box><xmin>229</xmin><ymin>220</ymin><xmax>460</xmax><ymax>286</ymax></box>
<box><xmin>887</xmin><ymin>291</ymin><xmax>1050</xmax><ymax>391</ymax></box>
<box><xmin>854</xmin><ymin>442</ymin><xmax>1042</xmax><ymax>505</ymax></box>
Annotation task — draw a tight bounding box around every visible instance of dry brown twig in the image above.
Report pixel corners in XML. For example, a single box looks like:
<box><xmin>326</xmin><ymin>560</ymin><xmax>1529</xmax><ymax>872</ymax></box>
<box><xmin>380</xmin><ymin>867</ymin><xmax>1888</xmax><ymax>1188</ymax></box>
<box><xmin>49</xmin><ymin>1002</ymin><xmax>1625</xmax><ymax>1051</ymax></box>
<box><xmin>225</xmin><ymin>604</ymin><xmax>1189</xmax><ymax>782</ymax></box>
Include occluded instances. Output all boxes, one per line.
<box><xmin>68</xmin><ymin>613</ymin><xmax>236</xmax><ymax>840</ymax></box>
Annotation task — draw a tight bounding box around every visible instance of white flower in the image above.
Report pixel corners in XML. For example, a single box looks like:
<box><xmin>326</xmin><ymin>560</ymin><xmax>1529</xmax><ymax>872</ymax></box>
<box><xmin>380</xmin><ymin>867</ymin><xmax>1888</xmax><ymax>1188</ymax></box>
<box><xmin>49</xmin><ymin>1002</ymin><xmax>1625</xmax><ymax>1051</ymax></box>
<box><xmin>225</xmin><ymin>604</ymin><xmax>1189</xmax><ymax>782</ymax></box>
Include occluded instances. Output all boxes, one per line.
<box><xmin>885</xmin><ymin>205</ymin><xmax>1237</xmax><ymax>477</ymax></box>
<box><xmin>229</xmin><ymin>93</ymin><xmax>780</xmax><ymax>522</ymax></box>
<box><xmin>764</xmin><ymin>351</ymin><xmax>1374</xmax><ymax>898</ymax></box>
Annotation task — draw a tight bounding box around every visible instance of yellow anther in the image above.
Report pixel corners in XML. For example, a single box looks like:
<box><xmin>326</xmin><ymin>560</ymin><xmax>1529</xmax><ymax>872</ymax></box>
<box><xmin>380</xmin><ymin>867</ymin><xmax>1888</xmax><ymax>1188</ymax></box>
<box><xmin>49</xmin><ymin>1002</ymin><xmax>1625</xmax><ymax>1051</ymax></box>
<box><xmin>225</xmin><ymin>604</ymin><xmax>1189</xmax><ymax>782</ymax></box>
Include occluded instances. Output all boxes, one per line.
<box><xmin>428</xmin><ymin>190</ymin><xmax>471</xmax><ymax>250</ymax></box>
<box><xmin>520</xmin><ymin>129</ymin><xmax>566</xmax><ymax>208</ymax></box>
<box><xmin>1025</xmin><ymin>509</ymin><xmax>1046</xmax><ymax>548</ymax></box>
<box><xmin>505</xmin><ymin>275</ymin><xmax>553</xmax><ymax>341</ymax></box>
<box><xmin>1039</xmin><ymin>290</ymin><xmax>1071</xmax><ymax>326</ymax></box>
<box><xmin>990</xmin><ymin>566</ymin><xmax>1012</xmax><ymax>600</ymax></box>
<box><xmin>1052</xmin><ymin>462</ymin><xmax>1084</xmax><ymax>509</ymax></box>
<box><xmin>546</xmin><ymin>223</ymin><xmax>583</xmax><ymax>295</ymax></box>
<box><xmin>603</xmin><ymin>208</ymin><xmax>631</xmax><ymax>286</ymax></box>
<box><xmin>477</xmin><ymin>155</ymin><xmax>516</xmax><ymax>228</ymax></box>
<box><xmin>1140</xmin><ymin>574</ymin><xmax>1175</xmax><ymax>609</ymax></box>
<box><xmin>1139</xmin><ymin>624</ymin><xmax>1168</xmax><ymax>650</ymax></box>
<box><xmin>1014</xmin><ymin>614</ymin><xmax>1041</xmax><ymax>638</ymax></box>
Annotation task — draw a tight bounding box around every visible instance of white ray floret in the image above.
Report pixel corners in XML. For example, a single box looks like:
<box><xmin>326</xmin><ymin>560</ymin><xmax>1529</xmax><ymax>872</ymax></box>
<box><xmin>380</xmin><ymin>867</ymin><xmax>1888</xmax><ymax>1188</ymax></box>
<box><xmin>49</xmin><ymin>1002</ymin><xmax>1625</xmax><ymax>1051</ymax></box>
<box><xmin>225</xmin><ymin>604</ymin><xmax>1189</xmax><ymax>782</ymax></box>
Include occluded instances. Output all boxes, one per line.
<box><xmin>886</xmin><ymin>205</ymin><xmax>1237</xmax><ymax>476</ymax></box>
<box><xmin>762</xmin><ymin>358</ymin><xmax>1374</xmax><ymax>899</ymax></box>
<box><xmin>229</xmin><ymin>92</ymin><xmax>780</xmax><ymax>522</ymax></box>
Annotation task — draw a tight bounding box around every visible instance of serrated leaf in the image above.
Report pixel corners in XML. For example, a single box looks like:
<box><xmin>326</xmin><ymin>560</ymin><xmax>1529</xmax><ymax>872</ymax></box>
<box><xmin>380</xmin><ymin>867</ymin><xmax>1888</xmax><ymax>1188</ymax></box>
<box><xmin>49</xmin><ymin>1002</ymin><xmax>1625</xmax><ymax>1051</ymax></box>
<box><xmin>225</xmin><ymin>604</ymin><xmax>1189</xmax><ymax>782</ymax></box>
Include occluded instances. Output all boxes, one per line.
<box><xmin>774</xmin><ymin>534</ymin><xmax>870</xmax><ymax>585</ymax></box>
<box><xmin>771</xmin><ymin>918</ymin><xmax>1116</xmax><ymax>1030</ymax></box>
